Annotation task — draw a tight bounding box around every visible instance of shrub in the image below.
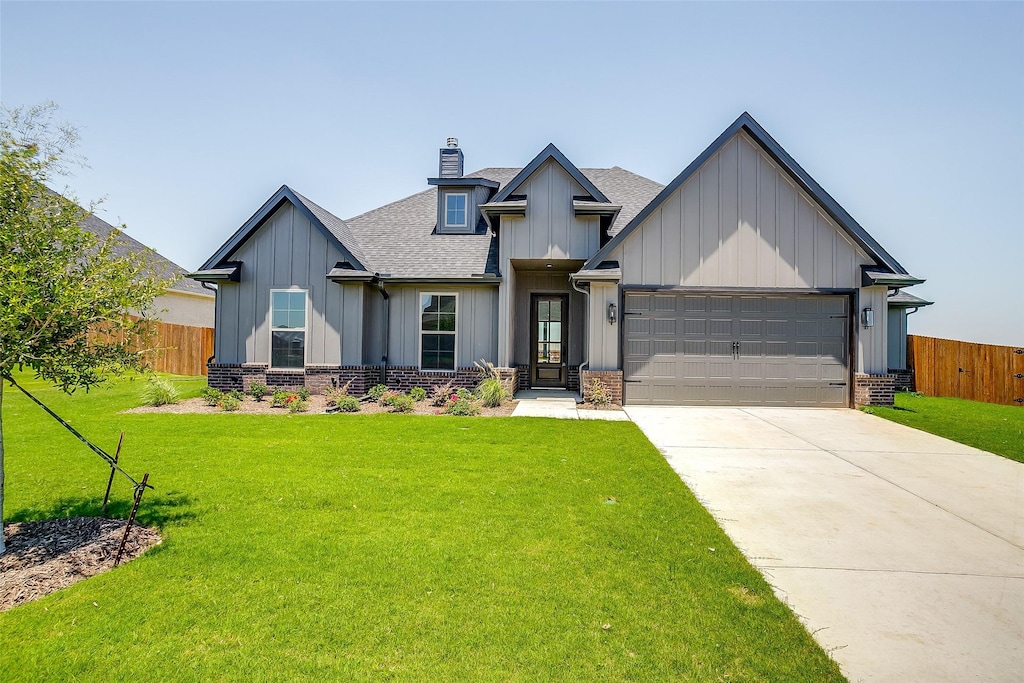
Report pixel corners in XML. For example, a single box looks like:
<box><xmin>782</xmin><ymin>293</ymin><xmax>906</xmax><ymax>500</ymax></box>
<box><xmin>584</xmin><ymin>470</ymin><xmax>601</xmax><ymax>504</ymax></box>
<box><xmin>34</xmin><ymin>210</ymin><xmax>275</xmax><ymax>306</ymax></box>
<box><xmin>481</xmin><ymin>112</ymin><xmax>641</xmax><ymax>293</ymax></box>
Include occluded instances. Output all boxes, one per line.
<box><xmin>476</xmin><ymin>377</ymin><xmax>510</xmax><ymax>408</ymax></box>
<box><xmin>200</xmin><ymin>387</ymin><xmax>223</xmax><ymax>406</ymax></box>
<box><xmin>378</xmin><ymin>390</ymin><xmax>398</xmax><ymax>407</ymax></box>
<box><xmin>325</xmin><ymin>380</ymin><xmax>355</xmax><ymax>406</ymax></box>
<box><xmin>474</xmin><ymin>359</ymin><xmax>513</xmax><ymax>407</ymax></box>
<box><xmin>586</xmin><ymin>377</ymin><xmax>611</xmax><ymax>406</ymax></box>
<box><xmin>218</xmin><ymin>394</ymin><xmax>241</xmax><ymax>412</ymax></box>
<box><xmin>456</xmin><ymin>387</ymin><xmax>474</xmax><ymax>401</ymax></box>
<box><xmin>271</xmin><ymin>390</ymin><xmax>291</xmax><ymax>408</ymax></box>
<box><xmin>368</xmin><ymin>384</ymin><xmax>388</xmax><ymax>401</ymax></box>
<box><xmin>227</xmin><ymin>389</ymin><xmax>245</xmax><ymax>402</ymax></box>
<box><xmin>389</xmin><ymin>393</ymin><xmax>415</xmax><ymax>413</ymax></box>
<box><xmin>141</xmin><ymin>376</ymin><xmax>180</xmax><ymax>406</ymax></box>
<box><xmin>297</xmin><ymin>386</ymin><xmax>311</xmax><ymax>401</ymax></box>
<box><xmin>248</xmin><ymin>382</ymin><xmax>268</xmax><ymax>402</ymax></box>
<box><xmin>430</xmin><ymin>381</ymin><xmax>455</xmax><ymax>407</ymax></box>
<box><xmin>444</xmin><ymin>393</ymin><xmax>480</xmax><ymax>416</ymax></box>
<box><xmin>333</xmin><ymin>395</ymin><xmax>360</xmax><ymax>413</ymax></box>
<box><xmin>287</xmin><ymin>397</ymin><xmax>309</xmax><ymax>413</ymax></box>
<box><xmin>409</xmin><ymin>386</ymin><xmax>427</xmax><ymax>402</ymax></box>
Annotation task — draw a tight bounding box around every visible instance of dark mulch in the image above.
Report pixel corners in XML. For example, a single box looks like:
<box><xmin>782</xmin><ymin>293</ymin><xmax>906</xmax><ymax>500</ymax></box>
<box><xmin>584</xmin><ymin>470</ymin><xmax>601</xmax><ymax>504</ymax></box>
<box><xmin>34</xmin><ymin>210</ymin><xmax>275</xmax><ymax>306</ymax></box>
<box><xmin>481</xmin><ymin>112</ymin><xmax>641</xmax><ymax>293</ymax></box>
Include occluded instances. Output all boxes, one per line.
<box><xmin>0</xmin><ymin>517</ymin><xmax>161</xmax><ymax>611</ymax></box>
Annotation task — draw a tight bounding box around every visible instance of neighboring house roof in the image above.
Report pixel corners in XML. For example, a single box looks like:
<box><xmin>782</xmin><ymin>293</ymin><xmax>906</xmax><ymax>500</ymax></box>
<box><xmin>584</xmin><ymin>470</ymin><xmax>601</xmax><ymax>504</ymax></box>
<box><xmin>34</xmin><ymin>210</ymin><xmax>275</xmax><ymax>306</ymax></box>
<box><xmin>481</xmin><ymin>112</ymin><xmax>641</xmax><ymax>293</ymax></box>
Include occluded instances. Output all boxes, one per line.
<box><xmin>79</xmin><ymin>211</ymin><xmax>211</xmax><ymax>297</ymax></box>
<box><xmin>341</xmin><ymin>166</ymin><xmax>664</xmax><ymax>279</ymax></box>
<box><xmin>583</xmin><ymin>112</ymin><xmax>911</xmax><ymax>275</ymax></box>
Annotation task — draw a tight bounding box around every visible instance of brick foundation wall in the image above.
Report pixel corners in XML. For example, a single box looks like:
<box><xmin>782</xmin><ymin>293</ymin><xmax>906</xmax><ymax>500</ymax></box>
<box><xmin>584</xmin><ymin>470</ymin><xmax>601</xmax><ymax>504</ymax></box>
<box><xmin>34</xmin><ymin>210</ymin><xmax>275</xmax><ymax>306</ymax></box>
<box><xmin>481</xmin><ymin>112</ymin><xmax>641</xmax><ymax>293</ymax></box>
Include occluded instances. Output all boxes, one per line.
<box><xmin>854</xmin><ymin>373</ymin><xmax>896</xmax><ymax>407</ymax></box>
<box><xmin>581</xmin><ymin>370</ymin><xmax>623</xmax><ymax>405</ymax></box>
<box><xmin>207</xmin><ymin>363</ymin><xmax>517</xmax><ymax>397</ymax></box>
<box><xmin>889</xmin><ymin>369</ymin><xmax>914</xmax><ymax>392</ymax></box>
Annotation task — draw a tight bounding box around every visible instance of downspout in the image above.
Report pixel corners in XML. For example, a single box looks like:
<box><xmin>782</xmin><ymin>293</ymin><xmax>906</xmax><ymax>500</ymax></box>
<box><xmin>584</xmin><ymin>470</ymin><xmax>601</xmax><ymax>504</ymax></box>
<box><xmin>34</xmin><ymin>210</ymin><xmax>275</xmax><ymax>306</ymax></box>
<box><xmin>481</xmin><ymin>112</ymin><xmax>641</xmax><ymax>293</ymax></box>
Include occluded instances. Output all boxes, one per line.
<box><xmin>376</xmin><ymin>276</ymin><xmax>390</xmax><ymax>385</ymax></box>
<box><xmin>201</xmin><ymin>281</ymin><xmax>217</xmax><ymax>366</ymax></box>
<box><xmin>570</xmin><ymin>277</ymin><xmax>589</xmax><ymax>400</ymax></box>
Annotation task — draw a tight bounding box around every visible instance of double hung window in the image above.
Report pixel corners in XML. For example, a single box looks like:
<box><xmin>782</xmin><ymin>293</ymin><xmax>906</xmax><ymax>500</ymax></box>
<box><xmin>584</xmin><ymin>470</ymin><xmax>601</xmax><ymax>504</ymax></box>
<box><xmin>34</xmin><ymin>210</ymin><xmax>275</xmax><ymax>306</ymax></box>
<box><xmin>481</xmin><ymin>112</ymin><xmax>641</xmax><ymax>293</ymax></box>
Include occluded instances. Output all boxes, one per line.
<box><xmin>420</xmin><ymin>293</ymin><xmax>456</xmax><ymax>371</ymax></box>
<box><xmin>270</xmin><ymin>290</ymin><xmax>306</xmax><ymax>368</ymax></box>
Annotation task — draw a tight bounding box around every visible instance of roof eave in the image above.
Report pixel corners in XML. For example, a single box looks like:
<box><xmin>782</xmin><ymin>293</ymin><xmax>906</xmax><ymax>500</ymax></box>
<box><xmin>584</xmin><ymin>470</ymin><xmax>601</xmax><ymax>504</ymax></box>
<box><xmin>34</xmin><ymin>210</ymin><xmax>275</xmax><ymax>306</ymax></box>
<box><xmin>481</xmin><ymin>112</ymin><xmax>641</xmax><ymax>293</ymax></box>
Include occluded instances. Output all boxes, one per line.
<box><xmin>862</xmin><ymin>269</ymin><xmax>926</xmax><ymax>288</ymax></box>
<box><xmin>188</xmin><ymin>262</ymin><xmax>241</xmax><ymax>283</ymax></box>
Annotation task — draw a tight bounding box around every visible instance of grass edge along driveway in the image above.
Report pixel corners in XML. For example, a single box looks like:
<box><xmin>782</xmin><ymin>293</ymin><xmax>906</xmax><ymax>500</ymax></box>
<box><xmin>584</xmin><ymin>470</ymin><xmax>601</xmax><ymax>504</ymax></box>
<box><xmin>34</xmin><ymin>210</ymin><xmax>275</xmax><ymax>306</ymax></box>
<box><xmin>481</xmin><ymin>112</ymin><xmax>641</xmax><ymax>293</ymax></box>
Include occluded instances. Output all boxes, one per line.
<box><xmin>1</xmin><ymin>373</ymin><xmax>844</xmax><ymax>681</ymax></box>
<box><xmin>865</xmin><ymin>392</ymin><xmax>1024</xmax><ymax>464</ymax></box>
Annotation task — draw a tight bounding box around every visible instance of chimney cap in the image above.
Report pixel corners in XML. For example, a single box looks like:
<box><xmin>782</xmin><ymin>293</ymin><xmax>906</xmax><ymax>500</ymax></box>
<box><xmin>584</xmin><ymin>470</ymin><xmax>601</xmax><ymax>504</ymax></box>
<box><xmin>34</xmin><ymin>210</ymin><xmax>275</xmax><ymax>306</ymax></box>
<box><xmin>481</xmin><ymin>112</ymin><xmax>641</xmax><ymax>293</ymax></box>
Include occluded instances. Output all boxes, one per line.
<box><xmin>446</xmin><ymin>137</ymin><xmax>459</xmax><ymax>149</ymax></box>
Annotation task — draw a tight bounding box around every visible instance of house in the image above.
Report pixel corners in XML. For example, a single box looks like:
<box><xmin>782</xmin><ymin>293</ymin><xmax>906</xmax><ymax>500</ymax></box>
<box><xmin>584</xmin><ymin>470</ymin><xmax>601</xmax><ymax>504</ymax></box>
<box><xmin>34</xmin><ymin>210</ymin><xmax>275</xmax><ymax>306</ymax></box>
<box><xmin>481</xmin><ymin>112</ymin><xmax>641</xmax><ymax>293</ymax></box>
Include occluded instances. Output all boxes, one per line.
<box><xmin>81</xmin><ymin>211</ymin><xmax>215</xmax><ymax>327</ymax></box>
<box><xmin>190</xmin><ymin>113</ymin><xmax>928</xmax><ymax>407</ymax></box>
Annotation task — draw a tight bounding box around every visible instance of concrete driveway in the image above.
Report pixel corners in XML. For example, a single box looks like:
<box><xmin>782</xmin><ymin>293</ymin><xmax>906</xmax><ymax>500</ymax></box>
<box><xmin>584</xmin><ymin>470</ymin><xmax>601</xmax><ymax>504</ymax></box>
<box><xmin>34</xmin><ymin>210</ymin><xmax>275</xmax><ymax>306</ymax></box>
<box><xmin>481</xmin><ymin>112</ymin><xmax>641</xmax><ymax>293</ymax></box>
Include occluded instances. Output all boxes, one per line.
<box><xmin>626</xmin><ymin>406</ymin><xmax>1024</xmax><ymax>683</ymax></box>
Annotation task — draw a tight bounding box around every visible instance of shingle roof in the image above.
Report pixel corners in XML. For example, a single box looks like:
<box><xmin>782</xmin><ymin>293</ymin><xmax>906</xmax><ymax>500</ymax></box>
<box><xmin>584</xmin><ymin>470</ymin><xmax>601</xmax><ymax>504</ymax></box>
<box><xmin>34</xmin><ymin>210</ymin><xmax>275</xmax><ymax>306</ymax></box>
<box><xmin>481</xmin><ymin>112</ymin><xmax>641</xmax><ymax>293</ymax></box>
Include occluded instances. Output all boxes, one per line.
<box><xmin>340</xmin><ymin>167</ymin><xmax>664</xmax><ymax>279</ymax></box>
<box><xmin>80</xmin><ymin>212</ymin><xmax>212</xmax><ymax>296</ymax></box>
<box><xmin>291</xmin><ymin>189</ymin><xmax>371</xmax><ymax>270</ymax></box>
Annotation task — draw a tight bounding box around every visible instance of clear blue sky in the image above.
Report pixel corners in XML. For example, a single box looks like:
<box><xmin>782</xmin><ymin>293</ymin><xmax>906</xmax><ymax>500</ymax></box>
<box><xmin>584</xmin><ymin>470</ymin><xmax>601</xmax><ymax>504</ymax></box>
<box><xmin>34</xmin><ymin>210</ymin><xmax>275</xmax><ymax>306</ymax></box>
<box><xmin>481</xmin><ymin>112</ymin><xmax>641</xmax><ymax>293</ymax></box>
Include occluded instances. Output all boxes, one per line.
<box><xmin>2</xmin><ymin>1</ymin><xmax>1021</xmax><ymax>345</ymax></box>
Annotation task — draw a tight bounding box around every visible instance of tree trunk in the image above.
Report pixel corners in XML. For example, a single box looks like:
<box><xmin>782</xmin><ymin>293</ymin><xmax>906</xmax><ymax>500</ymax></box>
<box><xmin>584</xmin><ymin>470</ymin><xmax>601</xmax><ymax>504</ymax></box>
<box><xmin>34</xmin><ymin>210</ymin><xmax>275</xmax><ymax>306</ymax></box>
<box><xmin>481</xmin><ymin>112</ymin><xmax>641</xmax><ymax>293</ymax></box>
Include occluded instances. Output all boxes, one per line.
<box><xmin>1</xmin><ymin>378</ymin><xmax>6</xmax><ymax>555</ymax></box>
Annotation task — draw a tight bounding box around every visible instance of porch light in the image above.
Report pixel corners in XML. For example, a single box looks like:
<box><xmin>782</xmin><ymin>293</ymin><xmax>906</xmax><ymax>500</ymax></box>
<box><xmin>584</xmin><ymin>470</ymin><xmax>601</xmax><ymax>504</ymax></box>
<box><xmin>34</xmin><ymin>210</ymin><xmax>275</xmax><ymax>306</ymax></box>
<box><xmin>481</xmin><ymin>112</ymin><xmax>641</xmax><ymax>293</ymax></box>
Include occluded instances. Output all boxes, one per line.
<box><xmin>608</xmin><ymin>302</ymin><xmax>617</xmax><ymax>325</ymax></box>
<box><xmin>861</xmin><ymin>307</ymin><xmax>874</xmax><ymax>328</ymax></box>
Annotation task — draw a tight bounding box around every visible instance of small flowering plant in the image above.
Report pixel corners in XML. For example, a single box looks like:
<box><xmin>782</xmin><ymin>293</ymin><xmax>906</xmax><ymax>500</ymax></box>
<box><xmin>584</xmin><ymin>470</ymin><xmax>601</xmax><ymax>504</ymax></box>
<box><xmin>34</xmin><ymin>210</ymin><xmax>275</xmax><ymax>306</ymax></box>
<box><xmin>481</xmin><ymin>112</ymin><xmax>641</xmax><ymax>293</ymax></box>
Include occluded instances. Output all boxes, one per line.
<box><xmin>443</xmin><ymin>391</ymin><xmax>480</xmax><ymax>416</ymax></box>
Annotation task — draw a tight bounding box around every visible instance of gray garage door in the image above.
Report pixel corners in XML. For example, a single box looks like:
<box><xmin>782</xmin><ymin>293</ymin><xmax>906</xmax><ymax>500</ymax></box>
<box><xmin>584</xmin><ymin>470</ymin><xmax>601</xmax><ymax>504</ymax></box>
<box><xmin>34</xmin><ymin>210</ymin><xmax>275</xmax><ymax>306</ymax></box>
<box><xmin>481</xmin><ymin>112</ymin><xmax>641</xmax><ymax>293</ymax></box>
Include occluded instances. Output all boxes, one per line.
<box><xmin>623</xmin><ymin>292</ymin><xmax>850</xmax><ymax>407</ymax></box>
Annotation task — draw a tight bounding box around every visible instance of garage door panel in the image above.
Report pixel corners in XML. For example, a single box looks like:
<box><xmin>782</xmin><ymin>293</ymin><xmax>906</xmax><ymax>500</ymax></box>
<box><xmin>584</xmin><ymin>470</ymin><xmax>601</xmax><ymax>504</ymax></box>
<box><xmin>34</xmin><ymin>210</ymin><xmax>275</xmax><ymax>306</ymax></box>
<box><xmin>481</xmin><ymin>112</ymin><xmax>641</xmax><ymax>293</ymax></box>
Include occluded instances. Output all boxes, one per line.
<box><xmin>624</xmin><ymin>292</ymin><xmax>849</xmax><ymax>407</ymax></box>
<box><xmin>683</xmin><ymin>318</ymin><xmax>706</xmax><ymax>335</ymax></box>
<box><xmin>654</xmin><ymin>318</ymin><xmax>676</xmax><ymax>335</ymax></box>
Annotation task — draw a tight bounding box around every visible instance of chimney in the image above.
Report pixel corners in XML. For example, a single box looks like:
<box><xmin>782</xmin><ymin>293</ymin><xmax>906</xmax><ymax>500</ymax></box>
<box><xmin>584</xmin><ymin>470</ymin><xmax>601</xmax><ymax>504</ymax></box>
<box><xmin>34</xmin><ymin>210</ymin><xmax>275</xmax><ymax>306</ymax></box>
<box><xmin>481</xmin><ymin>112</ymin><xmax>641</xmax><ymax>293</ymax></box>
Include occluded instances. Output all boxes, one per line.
<box><xmin>438</xmin><ymin>137</ymin><xmax>464</xmax><ymax>178</ymax></box>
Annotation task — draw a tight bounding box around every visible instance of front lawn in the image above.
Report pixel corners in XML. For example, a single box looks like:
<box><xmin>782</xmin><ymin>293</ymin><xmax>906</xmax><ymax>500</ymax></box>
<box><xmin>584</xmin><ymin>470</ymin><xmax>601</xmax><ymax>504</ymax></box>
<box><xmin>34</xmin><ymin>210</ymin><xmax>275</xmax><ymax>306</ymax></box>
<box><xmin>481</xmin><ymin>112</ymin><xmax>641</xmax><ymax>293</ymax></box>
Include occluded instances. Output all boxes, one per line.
<box><xmin>1</xmin><ymin>373</ymin><xmax>843</xmax><ymax>681</ymax></box>
<box><xmin>866</xmin><ymin>393</ymin><xmax>1024</xmax><ymax>463</ymax></box>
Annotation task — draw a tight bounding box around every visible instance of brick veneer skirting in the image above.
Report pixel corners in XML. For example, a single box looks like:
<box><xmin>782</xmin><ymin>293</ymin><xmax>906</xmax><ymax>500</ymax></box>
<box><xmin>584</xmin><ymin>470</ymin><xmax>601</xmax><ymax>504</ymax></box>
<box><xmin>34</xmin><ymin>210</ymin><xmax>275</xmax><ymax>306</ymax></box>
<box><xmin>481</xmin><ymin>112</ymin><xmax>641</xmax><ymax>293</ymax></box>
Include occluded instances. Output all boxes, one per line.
<box><xmin>206</xmin><ymin>363</ymin><xmax>512</xmax><ymax>396</ymax></box>
<box><xmin>889</xmin><ymin>369</ymin><xmax>914</xmax><ymax>392</ymax></box>
<box><xmin>580</xmin><ymin>370</ymin><xmax>624</xmax><ymax>405</ymax></box>
<box><xmin>854</xmin><ymin>373</ymin><xmax>896</xmax><ymax>407</ymax></box>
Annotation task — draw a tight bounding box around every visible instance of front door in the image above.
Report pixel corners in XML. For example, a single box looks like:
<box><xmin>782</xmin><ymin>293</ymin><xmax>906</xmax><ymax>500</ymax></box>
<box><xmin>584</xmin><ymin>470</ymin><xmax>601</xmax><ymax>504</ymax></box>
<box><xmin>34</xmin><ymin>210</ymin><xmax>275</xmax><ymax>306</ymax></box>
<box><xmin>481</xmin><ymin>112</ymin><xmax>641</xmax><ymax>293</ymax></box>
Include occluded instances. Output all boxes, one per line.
<box><xmin>531</xmin><ymin>294</ymin><xmax>568</xmax><ymax>388</ymax></box>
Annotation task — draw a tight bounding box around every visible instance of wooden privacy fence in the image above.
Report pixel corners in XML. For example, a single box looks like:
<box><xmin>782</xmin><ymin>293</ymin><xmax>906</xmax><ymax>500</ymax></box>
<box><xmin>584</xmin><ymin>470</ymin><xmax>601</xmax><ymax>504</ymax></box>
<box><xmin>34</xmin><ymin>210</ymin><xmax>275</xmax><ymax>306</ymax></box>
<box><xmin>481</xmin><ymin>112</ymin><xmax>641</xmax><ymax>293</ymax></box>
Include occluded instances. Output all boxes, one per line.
<box><xmin>908</xmin><ymin>335</ymin><xmax>1024</xmax><ymax>406</ymax></box>
<box><xmin>94</xmin><ymin>318</ymin><xmax>215</xmax><ymax>376</ymax></box>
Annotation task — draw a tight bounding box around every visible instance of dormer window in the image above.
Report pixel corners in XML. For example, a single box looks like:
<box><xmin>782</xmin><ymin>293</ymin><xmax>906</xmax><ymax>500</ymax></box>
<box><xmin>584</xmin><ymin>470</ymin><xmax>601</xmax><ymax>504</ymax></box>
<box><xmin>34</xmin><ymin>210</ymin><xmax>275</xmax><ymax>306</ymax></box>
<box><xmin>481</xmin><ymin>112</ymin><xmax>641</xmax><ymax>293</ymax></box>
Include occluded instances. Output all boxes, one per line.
<box><xmin>445</xmin><ymin>193</ymin><xmax>468</xmax><ymax>229</ymax></box>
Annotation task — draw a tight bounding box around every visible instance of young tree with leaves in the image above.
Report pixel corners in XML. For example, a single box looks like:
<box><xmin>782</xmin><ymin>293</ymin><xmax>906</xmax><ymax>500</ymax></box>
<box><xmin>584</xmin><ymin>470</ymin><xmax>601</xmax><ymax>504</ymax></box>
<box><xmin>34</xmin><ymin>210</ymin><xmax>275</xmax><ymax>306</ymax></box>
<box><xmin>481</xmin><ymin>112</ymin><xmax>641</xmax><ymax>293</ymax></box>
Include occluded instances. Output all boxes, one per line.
<box><xmin>0</xmin><ymin>103</ymin><xmax>168</xmax><ymax>554</ymax></box>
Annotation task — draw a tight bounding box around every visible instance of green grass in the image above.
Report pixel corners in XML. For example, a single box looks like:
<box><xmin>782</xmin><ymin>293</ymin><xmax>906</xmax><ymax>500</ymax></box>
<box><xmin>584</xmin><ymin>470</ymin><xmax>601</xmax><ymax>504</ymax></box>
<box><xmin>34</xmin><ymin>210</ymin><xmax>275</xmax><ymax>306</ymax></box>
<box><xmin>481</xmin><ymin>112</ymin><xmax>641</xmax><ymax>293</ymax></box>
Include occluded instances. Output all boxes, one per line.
<box><xmin>1</xmin><ymin>372</ymin><xmax>844</xmax><ymax>682</ymax></box>
<box><xmin>866</xmin><ymin>392</ymin><xmax>1024</xmax><ymax>463</ymax></box>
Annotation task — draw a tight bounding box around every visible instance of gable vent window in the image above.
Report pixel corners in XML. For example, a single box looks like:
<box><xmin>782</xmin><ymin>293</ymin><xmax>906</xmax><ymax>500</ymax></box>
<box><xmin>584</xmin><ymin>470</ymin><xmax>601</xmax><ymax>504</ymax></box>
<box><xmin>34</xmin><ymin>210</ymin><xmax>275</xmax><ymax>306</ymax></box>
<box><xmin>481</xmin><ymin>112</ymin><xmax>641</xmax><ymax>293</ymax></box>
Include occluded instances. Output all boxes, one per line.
<box><xmin>270</xmin><ymin>289</ymin><xmax>306</xmax><ymax>368</ymax></box>
<box><xmin>445</xmin><ymin>193</ymin><xmax>468</xmax><ymax>229</ymax></box>
<box><xmin>420</xmin><ymin>293</ymin><xmax>457</xmax><ymax>371</ymax></box>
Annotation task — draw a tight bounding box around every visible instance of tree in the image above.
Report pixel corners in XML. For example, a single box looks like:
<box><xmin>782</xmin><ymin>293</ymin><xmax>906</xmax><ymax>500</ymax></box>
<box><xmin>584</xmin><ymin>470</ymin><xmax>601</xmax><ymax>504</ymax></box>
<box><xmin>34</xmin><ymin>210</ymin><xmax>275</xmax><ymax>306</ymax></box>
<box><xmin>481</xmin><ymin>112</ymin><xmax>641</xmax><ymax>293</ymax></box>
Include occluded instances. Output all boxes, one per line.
<box><xmin>0</xmin><ymin>103</ymin><xmax>167</xmax><ymax>554</ymax></box>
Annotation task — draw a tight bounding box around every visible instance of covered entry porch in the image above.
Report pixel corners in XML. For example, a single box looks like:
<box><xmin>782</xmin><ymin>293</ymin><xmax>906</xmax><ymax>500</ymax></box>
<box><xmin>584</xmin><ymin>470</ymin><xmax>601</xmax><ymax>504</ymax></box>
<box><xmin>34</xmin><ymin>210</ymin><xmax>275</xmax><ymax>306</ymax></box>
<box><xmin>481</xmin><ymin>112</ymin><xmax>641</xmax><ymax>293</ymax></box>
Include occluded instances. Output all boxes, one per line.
<box><xmin>500</xmin><ymin>259</ymin><xmax>587</xmax><ymax>393</ymax></box>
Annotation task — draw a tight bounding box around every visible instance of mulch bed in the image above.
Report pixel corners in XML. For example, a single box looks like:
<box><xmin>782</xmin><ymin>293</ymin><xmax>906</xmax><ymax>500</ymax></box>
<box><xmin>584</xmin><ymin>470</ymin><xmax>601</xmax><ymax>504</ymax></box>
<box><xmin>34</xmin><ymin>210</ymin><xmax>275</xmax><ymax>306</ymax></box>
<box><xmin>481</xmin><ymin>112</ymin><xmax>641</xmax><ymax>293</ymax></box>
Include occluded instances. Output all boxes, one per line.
<box><xmin>0</xmin><ymin>517</ymin><xmax>162</xmax><ymax>611</ymax></box>
<box><xmin>126</xmin><ymin>396</ymin><xmax>518</xmax><ymax>417</ymax></box>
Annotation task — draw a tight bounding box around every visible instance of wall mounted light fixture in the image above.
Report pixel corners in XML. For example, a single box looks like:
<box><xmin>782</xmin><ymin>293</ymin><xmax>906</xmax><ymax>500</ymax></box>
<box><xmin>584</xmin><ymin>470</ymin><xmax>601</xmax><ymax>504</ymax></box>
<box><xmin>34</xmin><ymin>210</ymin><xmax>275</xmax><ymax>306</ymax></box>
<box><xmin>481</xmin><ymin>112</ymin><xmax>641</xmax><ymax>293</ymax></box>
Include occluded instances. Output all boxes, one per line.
<box><xmin>861</xmin><ymin>307</ymin><xmax>874</xmax><ymax>328</ymax></box>
<box><xmin>607</xmin><ymin>302</ymin><xmax>617</xmax><ymax>325</ymax></box>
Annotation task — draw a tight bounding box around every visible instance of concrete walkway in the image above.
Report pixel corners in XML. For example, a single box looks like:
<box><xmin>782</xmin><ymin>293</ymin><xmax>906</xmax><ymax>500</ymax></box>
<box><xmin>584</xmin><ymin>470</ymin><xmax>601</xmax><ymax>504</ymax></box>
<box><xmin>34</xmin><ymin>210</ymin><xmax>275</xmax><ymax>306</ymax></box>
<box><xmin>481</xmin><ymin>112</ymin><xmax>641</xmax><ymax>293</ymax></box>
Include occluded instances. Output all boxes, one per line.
<box><xmin>627</xmin><ymin>406</ymin><xmax>1024</xmax><ymax>683</ymax></box>
<box><xmin>511</xmin><ymin>393</ymin><xmax>629</xmax><ymax>420</ymax></box>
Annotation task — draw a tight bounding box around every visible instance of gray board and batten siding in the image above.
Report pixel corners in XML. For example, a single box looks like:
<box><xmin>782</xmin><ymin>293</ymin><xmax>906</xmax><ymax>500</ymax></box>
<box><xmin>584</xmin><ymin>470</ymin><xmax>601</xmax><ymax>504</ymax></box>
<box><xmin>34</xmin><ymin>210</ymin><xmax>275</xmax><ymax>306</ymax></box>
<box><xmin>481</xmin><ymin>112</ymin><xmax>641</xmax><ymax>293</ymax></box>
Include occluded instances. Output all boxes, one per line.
<box><xmin>611</xmin><ymin>130</ymin><xmax>874</xmax><ymax>290</ymax></box>
<box><xmin>214</xmin><ymin>202</ymin><xmax>364</xmax><ymax>366</ymax></box>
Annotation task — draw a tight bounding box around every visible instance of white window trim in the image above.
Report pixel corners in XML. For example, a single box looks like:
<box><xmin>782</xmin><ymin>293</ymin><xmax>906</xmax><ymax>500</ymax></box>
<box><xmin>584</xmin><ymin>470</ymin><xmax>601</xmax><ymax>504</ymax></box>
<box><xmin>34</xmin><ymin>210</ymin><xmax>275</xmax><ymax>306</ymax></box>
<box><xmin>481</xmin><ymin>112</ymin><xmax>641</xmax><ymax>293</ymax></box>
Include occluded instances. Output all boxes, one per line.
<box><xmin>444</xmin><ymin>192</ymin><xmax>469</xmax><ymax>229</ymax></box>
<box><xmin>269</xmin><ymin>288</ymin><xmax>308</xmax><ymax>369</ymax></box>
<box><xmin>418</xmin><ymin>291</ymin><xmax>458</xmax><ymax>372</ymax></box>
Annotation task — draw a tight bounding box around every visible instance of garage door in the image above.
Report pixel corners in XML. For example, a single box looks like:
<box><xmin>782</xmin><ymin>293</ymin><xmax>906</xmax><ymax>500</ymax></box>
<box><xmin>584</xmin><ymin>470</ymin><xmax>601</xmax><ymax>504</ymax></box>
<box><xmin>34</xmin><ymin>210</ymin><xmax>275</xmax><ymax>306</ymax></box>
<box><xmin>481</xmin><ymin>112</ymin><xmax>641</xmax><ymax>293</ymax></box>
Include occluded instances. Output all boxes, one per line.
<box><xmin>623</xmin><ymin>292</ymin><xmax>850</xmax><ymax>407</ymax></box>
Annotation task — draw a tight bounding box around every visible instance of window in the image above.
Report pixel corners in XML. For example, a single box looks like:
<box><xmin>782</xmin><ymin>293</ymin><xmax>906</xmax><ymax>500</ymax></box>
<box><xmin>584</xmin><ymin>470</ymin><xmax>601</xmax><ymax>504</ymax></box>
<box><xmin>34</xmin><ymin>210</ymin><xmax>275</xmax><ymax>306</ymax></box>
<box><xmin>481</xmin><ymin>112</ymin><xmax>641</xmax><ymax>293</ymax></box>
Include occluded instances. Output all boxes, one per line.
<box><xmin>270</xmin><ymin>290</ymin><xmax>306</xmax><ymax>368</ymax></box>
<box><xmin>420</xmin><ymin>293</ymin><xmax>457</xmax><ymax>371</ymax></box>
<box><xmin>445</xmin><ymin>193</ymin><xmax>468</xmax><ymax>228</ymax></box>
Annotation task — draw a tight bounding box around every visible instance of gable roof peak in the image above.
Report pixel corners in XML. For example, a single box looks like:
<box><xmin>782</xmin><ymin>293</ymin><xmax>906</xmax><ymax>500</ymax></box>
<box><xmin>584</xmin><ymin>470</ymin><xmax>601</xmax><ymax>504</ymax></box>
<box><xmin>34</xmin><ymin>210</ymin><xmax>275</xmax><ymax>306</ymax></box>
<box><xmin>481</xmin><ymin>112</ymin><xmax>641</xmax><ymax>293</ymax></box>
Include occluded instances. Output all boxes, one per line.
<box><xmin>582</xmin><ymin>112</ymin><xmax>910</xmax><ymax>275</ymax></box>
<box><xmin>490</xmin><ymin>143</ymin><xmax>611</xmax><ymax>204</ymax></box>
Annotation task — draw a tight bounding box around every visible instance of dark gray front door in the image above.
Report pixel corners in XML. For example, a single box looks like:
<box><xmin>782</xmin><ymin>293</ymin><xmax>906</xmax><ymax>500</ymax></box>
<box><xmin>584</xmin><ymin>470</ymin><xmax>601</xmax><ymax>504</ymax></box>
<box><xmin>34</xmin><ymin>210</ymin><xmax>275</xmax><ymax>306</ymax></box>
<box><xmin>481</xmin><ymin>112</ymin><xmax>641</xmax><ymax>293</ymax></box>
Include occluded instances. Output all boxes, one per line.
<box><xmin>531</xmin><ymin>294</ymin><xmax>568</xmax><ymax>388</ymax></box>
<box><xmin>623</xmin><ymin>292</ymin><xmax>850</xmax><ymax>406</ymax></box>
